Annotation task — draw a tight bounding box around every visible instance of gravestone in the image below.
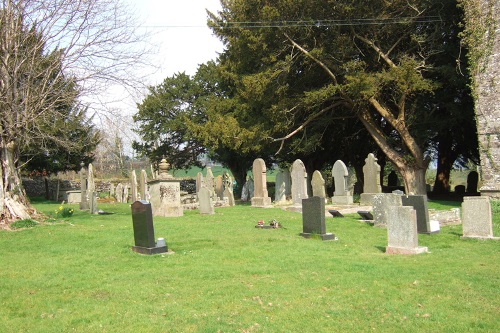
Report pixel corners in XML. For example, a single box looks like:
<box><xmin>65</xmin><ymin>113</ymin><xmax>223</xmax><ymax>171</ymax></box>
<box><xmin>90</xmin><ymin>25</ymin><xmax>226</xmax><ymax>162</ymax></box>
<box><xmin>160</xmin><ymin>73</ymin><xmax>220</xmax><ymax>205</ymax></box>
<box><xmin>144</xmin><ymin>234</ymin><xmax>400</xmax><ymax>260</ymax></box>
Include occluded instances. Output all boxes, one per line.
<box><xmin>455</xmin><ymin>185</ymin><xmax>466</xmax><ymax>194</ymax></box>
<box><xmin>241</xmin><ymin>178</ymin><xmax>254</xmax><ymax>202</ymax></box>
<box><xmin>386</xmin><ymin>206</ymin><xmax>428</xmax><ymax>254</ymax></box>
<box><xmin>360</xmin><ymin>153</ymin><xmax>382</xmax><ymax>205</ymax></box>
<box><xmin>222</xmin><ymin>171</ymin><xmax>235</xmax><ymax>206</ymax></box>
<box><xmin>251</xmin><ymin>158</ymin><xmax>272</xmax><ymax>207</ymax></box>
<box><xmin>372</xmin><ymin>193</ymin><xmax>402</xmax><ymax>228</ymax></box>
<box><xmin>461</xmin><ymin>196</ymin><xmax>498</xmax><ymax>239</ymax></box>
<box><xmin>109</xmin><ymin>183</ymin><xmax>115</xmax><ymax>198</ymax></box>
<box><xmin>206</xmin><ymin>167</ymin><xmax>216</xmax><ymax>199</ymax></box>
<box><xmin>401</xmin><ymin>195</ymin><xmax>436</xmax><ymax>234</ymax></box>
<box><xmin>115</xmin><ymin>183</ymin><xmax>123</xmax><ymax>203</ymax></box>
<box><xmin>130</xmin><ymin>170</ymin><xmax>138</xmax><ymax>202</ymax></box>
<box><xmin>122</xmin><ymin>184</ymin><xmax>129</xmax><ymax>203</ymax></box>
<box><xmin>300</xmin><ymin>196</ymin><xmax>335</xmax><ymax>240</ymax></box>
<box><xmin>466</xmin><ymin>171</ymin><xmax>479</xmax><ymax>194</ymax></box>
<box><xmin>387</xmin><ymin>171</ymin><xmax>398</xmax><ymax>187</ymax></box>
<box><xmin>196</xmin><ymin>172</ymin><xmax>204</xmax><ymax>194</ymax></box>
<box><xmin>79</xmin><ymin>164</ymin><xmax>89</xmax><ymax>210</ymax></box>
<box><xmin>331</xmin><ymin>160</ymin><xmax>353</xmax><ymax>204</ymax></box>
<box><xmin>275</xmin><ymin>168</ymin><xmax>291</xmax><ymax>203</ymax></box>
<box><xmin>131</xmin><ymin>200</ymin><xmax>168</xmax><ymax>255</ymax></box>
<box><xmin>148</xmin><ymin>159</ymin><xmax>183</xmax><ymax>217</ymax></box>
<box><xmin>291</xmin><ymin>159</ymin><xmax>308</xmax><ymax>206</ymax></box>
<box><xmin>215</xmin><ymin>175</ymin><xmax>224</xmax><ymax>200</ymax></box>
<box><xmin>311</xmin><ymin>170</ymin><xmax>327</xmax><ymax>201</ymax></box>
<box><xmin>198</xmin><ymin>186</ymin><xmax>215</xmax><ymax>215</ymax></box>
<box><xmin>140</xmin><ymin>170</ymin><xmax>149</xmax><ymax>201</ymax></box>
<box><xmin>87</xmin><ymin>164</ymin><xmax>97</xmax><ymax>214</ymax></box>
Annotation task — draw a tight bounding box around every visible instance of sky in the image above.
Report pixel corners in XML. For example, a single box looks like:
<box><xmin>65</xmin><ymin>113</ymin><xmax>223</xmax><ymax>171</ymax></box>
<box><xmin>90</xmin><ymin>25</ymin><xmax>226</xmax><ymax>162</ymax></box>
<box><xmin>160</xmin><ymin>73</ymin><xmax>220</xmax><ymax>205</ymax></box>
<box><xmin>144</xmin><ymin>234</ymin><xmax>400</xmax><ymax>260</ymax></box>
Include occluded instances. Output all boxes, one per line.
<box><xmin>100</xmin><ymin>0</ymin><xmax>225</xmax><ymax>149</ymax></box>
<box><xmin>131</xmin><ymin>0</ymin><xmax>224</xmax><ymax>85</ymax></box>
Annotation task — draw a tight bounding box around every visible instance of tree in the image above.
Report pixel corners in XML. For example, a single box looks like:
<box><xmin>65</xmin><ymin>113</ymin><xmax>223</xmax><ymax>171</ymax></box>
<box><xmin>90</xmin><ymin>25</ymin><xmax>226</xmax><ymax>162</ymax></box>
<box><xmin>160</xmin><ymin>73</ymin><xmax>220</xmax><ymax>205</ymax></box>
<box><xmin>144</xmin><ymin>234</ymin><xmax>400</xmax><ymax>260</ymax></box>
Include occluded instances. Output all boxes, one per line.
<box><xmin>0</xmin><ymin>0</ymin><xmax>151</xmax><ymax>221</ymax></box>
<box><xmin>208</xmin><ymin>0</ymin><xmax>475</xmax><ymax>195</ymax></box>
<box><xmin>133</xmin><ymin>72</ymin><xmax>207</xmax><ymax>170</ymax></box>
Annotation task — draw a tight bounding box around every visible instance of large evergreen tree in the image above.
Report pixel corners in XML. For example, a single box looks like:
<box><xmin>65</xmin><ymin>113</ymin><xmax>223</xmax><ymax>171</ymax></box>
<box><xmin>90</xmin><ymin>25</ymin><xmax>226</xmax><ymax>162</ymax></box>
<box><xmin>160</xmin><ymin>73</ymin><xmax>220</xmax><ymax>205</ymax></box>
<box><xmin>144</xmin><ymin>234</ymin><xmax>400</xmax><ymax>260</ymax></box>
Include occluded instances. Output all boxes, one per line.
<box><xmin>205</xmin><ymin>0</ymin><xmax>476</xmax><ymax>195</ymax></box>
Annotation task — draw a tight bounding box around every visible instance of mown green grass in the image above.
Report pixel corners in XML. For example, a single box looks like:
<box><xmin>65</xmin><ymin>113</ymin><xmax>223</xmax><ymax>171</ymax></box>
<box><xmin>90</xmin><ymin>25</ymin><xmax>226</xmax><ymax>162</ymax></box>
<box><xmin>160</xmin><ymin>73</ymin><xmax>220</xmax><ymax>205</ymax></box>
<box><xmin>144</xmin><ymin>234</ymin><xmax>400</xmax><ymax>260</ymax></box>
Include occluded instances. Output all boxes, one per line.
<box><xmin>0</xmin><ymin>200</ymin><xmax>498</xmax><ymax>332</ymax></box>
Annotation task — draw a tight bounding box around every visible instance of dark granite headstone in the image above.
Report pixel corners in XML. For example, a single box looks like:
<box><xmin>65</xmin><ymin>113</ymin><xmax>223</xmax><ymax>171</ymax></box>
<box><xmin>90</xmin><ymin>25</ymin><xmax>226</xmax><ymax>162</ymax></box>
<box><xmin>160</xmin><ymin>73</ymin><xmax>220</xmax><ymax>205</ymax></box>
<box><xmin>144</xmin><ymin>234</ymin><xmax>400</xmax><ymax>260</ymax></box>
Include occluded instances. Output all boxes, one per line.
<box><xmin>300</xmin><ymin>196</ymin><xmax>335</xmax><ymax>240</ymax></box>
<box><xmin>401</xmin><ymin>195</ymin><xmax>436</xmax><ymax>234</ymax></box>
<box><xmin>466</xmin><ymin>171</ymin><xmax>479</xmax><ymax>194</ymax></box>
<box><xmin>328</xmin><ymin>210</ymin><xmax>344</xmax><ymax>217</ymax></box>
<box><xmin>131</xmin><ymin>200</ymin><xmax>168</xmax><ymax>254</ymax></box>
<box><xmin>387</xmin><ymin>171</ymin><xmax>398</xmax><ymax>187</ymax></box>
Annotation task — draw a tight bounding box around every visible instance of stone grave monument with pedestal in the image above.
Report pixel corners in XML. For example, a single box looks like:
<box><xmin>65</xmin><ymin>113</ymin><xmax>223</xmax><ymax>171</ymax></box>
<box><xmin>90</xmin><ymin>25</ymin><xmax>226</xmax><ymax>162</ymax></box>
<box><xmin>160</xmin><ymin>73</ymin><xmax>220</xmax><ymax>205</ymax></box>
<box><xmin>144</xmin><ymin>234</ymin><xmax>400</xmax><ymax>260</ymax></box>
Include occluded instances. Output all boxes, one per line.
<box><xmin>148</xmin><ymin>159</ymin><xmax>183</xmax><ymax>217</ymax></box>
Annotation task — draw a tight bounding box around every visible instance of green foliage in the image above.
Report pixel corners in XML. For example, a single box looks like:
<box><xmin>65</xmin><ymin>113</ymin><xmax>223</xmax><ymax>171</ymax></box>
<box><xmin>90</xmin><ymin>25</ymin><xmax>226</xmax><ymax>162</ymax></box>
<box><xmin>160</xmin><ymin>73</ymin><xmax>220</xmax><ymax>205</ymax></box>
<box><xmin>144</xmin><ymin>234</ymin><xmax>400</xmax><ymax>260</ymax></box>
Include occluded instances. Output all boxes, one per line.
<box><xmin>9</xmin><ymin>219</ymin><xmax>38</xmax><ymax>229</ymax></box>
<box><xmin>54</xmin><ymin>205</ymin><xmax>74</xmax><ymax>218</ymax></box>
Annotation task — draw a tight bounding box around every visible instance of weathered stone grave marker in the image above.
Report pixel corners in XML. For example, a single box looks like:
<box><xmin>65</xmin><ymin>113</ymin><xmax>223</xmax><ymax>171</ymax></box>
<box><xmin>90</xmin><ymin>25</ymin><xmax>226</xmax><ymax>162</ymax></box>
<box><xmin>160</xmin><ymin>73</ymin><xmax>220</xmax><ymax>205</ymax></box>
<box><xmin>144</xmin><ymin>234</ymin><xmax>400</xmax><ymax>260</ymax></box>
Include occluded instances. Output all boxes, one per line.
<box><xmin>386</xmin><ymin>206</ymin><xmax>428</xmax><ymax>254</ymax></box>
<box><xmin>331</xmin><ymin>160</ymin><xmax>353</xmax><ymax>204</ymax></box>
<box><xmin>360</xmin><ymin>153</ymin><xmax>382</xmax><ymax>205</ymax></box>
<box><xmin>275</xmin><ymin>168</ymin><xmax>291</xmax><ymax>203</ymax></box>
<box><xmin>251</xmin><ymin>158</ymin><xmax>272</xmax><ymax>207</ymax></box>
<box><xmin>291</xmin><ymin>159</ymin><xmax>308</xmax><ymax>206</ymax></box>
<box><xmin>131</xmin><ymin>200</ymin><xmax>168</xmax><ymax>255</ymax></box>
<box><xmin>148</xmin><ymin>159</ymin><xmax>183</xmax><ymax>217</ymax></box>
<box><xmin>198</xmin><ymin>186</ymin><xmax>215</xmax><ymax>215</ymax></box>
<box><xmin>300</xmin><ymin>196</ymin><xmax>335</xmax><ymax>240</ymax></box>
<box><xmin>311</xmin><ymin>170</ymin><xmax>327</xmax><ymax>201</ymax></box>
<box><xmin>461</xmin><ymin>196</ymin><xmax>498</xmax><ymax>240</ymax></box>
<box><xmin>401</xmin><ymin>195</ymin><xmax>437</xmax><ymax>234</ymax></box>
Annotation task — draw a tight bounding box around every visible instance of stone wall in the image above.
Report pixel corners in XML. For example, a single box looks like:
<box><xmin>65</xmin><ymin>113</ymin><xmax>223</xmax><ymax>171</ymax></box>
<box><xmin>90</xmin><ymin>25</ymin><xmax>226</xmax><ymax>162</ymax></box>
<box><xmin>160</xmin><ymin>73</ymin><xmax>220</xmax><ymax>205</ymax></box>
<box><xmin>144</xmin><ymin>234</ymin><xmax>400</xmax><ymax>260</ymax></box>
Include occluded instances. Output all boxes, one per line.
<box><xmin>475</xmin><ymin>0</ymin><xmax>500</xmax><ymax>198</ymax></box>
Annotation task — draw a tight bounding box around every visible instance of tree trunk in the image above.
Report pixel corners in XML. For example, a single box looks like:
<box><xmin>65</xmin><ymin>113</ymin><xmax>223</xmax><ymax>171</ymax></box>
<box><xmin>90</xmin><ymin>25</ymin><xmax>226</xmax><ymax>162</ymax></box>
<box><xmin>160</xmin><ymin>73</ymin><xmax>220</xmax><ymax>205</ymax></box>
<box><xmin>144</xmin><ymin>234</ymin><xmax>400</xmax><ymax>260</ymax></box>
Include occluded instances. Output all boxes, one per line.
<box><xmin>1</xmin><ymin>140</ymin><xmax>34</xmax><ymax>222</ymax></box>
<box><xmin>400</xmin><ymin>166</ymin><xmax>428</xmax><ymax>195</ymax></box>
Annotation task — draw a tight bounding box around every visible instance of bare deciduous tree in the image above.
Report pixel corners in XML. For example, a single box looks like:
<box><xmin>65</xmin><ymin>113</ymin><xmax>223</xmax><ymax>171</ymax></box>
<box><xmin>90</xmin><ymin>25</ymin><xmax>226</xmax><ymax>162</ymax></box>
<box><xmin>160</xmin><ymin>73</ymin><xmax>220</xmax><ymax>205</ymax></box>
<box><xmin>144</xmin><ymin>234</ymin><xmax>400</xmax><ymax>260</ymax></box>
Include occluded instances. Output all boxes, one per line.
<box><xmin>0</xmin><ymin>0</ymin><xmax>153</xmax><ymax>221</ymax></box>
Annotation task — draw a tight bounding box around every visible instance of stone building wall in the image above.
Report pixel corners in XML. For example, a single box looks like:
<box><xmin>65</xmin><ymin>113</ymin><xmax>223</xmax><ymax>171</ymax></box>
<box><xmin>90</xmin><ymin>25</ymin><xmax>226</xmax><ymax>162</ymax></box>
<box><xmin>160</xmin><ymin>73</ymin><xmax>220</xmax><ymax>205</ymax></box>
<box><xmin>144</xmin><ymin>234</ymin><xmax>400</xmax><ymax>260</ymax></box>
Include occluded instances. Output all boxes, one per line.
<box><xmin>475</xmin><ymin>0</ymin><xmax>500</xmax><ymax>198</ymax></box>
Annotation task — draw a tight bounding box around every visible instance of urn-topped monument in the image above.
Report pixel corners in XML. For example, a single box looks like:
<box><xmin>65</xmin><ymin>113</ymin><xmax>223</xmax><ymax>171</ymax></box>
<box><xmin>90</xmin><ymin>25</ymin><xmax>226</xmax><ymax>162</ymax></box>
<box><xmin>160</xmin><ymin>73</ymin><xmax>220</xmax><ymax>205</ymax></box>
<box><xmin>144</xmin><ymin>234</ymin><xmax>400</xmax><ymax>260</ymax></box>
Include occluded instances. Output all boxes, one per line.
<box><xmin>148</xmin><ymin>159</ymin><xmax>183</xmax><ymax>217</ymax></box>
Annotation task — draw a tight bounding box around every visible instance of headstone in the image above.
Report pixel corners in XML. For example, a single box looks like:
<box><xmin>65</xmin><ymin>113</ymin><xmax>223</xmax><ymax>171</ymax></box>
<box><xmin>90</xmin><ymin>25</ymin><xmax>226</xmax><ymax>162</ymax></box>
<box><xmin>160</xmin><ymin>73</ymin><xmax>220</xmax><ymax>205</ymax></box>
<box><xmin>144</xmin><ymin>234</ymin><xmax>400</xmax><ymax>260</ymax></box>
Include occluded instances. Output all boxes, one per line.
<box><xmin>387</xmin><ymin>171</ymin><xmax>398</xmax><ymax>187</ymax></box>
<box><xmin>251</xmin><ymin>158</ymin><xmax>272</xmax><ymax>207</ymax></box>
<box><xmin>140</xmin><ymin>170</ymin><xmax>149</xmax><ymax>201</ymax></box>
<box><xmin>466</xmin><ymin>171</ymin><xmax>479</xmax><ymax>194</ymax></box>
<box><xmin>87</xmin><ymin>164</ymin><xmax>97</xmax><ymax>214</ymax></box>
<box><xmin>196</xmin><ymin>172</ymin><xmax>204</xmax><ymax>194</ymax></box>
<box><xmin>109</xmin><ymin>183</ymin><xmax>115</xmax><ymax>198</ymax></box>
<box><xmin>311</xmin><ymin>170</ymin><xmax>327</xmax><ymax>200</ymax></box>
<box><xmin>79</xmin><ymin>164</ymin><xmax>89</xmax><ymax>210</ymax></box>
<box><xmin>360</xmin><ymin>153</ymin><xmax>382</xmax><ymax>205</ymax></box>
<box><xmin>198</xmin><ymin>187</ymin><xmax>215</xmax><ymax>214</ymax></box>
<box><xmin>300</xmin><ymin>196</ymin><xmax>335</xmax><ymax>240</ymax></box>
<box><xmin>274</xmin><ymin>169</ymin><xmax>287</xmax><ymax>203</ymax></box>
<box><xmin>401</xmin><ymin>195</ymin><xmax>436</xmax><ymax>234</ymax></box>
<box><xmin>206</xmin><ymin>167</ymin><xmax>216</xmax><ymax>199</ymax></box>
<box><xmin>223</xmin><ymin>188</ymin><xmax>235</xmax><ymax>206</ymax></box>
<box><xmin>331</xmin><ymin>160</ymin><xmax>353</xmax><ymax>204</ymax></box>
<box><xmin>372</xmin><ymin>193</ymin><xmax>402</xmax><ymax>228</ymax></box>
<box><xmin>130</xmin><ymin>200</ymin><xmax>168</xmax><ymax>255</ymax></box>
<box><xmin>461</xmin><ymin>196</ymin><xmax>498</xmax><ymax>239</ymax></box>
<box><xmin>215</xmin><ymin>175</ymin><xmax>224</xmax><ymax>200</ymax></box>
<box><xmin>115</xmin><ymin>183</ymin><xmax>123</xmax><ymax>203</ymax></box>
<box><xmin>386</xmin><ymin>206</ymin><xmax>428</xmax><ymax>254</ymax></box>
<box><xmin>291</xmin><ymin>159</ymin><xmax>308</xmax><ymax>206</ymax></box>
<box><xmin>148</xmin><ymin>159</ymin><xmax>183</xmax><ymax>217</ymax></box>
<box><xmin>130</xmin><ymin>170</ymin><xmax>138</xmax><ymax>202</ymax></box>
<box><xmin>455</xmin><ymin>185</ymin><xmax>466</xmax><ymax>194</ymax></box>
<box><xmin>122</xmin><ymin>183</ymin><xmax>129</xmax><ymax>203</ymax></box>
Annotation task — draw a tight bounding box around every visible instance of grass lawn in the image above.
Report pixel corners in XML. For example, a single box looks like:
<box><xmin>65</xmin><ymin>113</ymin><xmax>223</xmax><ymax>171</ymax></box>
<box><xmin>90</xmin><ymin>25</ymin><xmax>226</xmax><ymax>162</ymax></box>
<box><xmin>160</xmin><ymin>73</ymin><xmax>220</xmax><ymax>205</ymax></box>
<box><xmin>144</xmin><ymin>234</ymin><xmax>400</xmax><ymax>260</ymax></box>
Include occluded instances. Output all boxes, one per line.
<box><xmin>0</xmin><ymin>199</ymin><xmax>498</xmax><ymax>332</ymax></box>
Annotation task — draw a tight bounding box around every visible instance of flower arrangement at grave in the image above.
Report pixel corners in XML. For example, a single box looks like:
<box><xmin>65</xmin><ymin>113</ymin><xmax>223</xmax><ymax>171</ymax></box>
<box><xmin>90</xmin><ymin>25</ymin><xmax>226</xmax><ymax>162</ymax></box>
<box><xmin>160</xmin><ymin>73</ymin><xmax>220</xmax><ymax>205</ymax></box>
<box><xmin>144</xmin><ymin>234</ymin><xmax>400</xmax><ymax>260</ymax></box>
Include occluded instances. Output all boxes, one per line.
<box><xmin>54</xmin><ymin>204</ymin><xmax>74</xmax><ymax>218</ymax></box>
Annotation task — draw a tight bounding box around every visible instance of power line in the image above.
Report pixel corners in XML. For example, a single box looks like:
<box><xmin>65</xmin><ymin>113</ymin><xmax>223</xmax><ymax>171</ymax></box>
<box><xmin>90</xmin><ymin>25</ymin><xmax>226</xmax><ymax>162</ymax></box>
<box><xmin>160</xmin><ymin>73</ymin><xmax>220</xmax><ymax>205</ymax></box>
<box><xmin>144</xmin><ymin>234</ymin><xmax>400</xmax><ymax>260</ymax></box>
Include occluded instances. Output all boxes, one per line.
<box><xmin>140</xmin><ymin>16</ymin><xmax>443</xmax><ymax>29</ymax></box>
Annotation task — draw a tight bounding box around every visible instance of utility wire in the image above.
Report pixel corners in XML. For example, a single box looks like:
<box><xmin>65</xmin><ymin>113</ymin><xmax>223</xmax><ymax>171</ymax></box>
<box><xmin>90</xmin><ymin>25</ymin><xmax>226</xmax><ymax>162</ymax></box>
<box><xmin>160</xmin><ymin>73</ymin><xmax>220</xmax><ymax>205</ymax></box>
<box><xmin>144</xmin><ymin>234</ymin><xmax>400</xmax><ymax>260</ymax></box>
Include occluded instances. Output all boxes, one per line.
<box><xmin>141</xmin><ymin>16</ymin><xmax>443</xmax><ymax>29</ymax></box>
